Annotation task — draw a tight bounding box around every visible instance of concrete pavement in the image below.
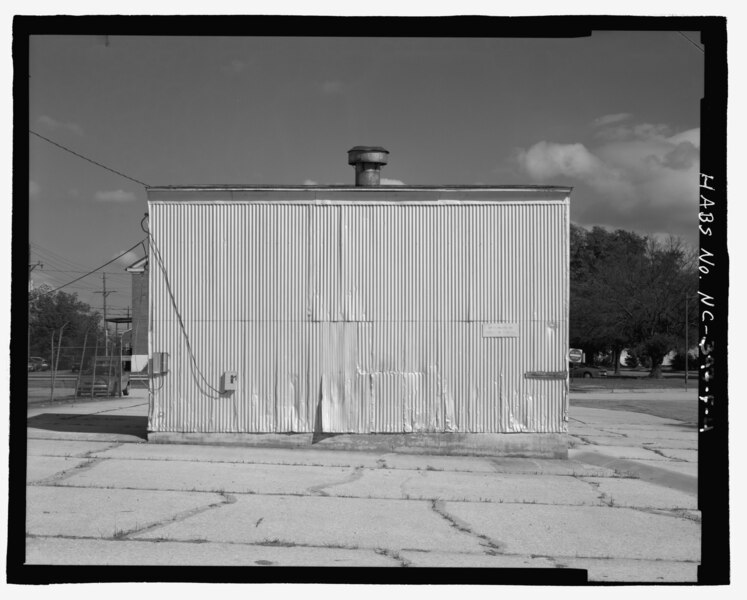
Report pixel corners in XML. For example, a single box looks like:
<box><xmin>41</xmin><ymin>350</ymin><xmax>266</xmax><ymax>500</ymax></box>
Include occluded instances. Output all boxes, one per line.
<box><xmin>24</xmin><ymin>389</ymin><xmax>699</xmax><ymax>581</ymax></box>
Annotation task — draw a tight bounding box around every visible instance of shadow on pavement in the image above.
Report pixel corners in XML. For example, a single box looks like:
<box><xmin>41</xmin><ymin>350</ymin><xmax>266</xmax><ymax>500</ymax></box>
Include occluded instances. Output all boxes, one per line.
<box><xmin>27</xmin><ymin>414</ymin><xmax>148</xmax><ymax>440</ymax></box>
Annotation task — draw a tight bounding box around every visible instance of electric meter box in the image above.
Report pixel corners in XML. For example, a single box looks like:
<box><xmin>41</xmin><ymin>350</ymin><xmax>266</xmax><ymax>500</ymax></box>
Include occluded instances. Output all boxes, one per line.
<box><xmin>221</xmin><ymin>371</ymin><xmax>238</xmax><ymax>393</ymax></box>
<box><xmin>151</xmin><ymin>352</ymin><xmax>169</xmax><ymax>375</ymax></box>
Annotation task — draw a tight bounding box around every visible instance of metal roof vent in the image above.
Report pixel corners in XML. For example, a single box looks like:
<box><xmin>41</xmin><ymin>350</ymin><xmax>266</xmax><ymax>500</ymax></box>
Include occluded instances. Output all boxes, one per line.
<box><xmin>347</xmin><ymin>146</ymin><xmax>389</xmax><ymax>186</ymax></box>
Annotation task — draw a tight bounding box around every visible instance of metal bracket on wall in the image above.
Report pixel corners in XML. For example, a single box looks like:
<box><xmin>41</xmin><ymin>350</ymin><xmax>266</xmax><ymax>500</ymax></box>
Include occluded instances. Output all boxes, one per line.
<box><xmin>524</xmin><ymin>371</ymin><xmax>567</xmax><ymax>380</ymax></box>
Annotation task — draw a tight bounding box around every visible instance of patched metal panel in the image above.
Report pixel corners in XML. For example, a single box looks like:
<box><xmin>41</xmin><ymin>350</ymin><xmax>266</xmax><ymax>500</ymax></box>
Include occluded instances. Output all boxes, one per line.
<box><xmin>148</xmin><ymin>189</ymin><xmax>569</xmax><ymax>434</ymax></box>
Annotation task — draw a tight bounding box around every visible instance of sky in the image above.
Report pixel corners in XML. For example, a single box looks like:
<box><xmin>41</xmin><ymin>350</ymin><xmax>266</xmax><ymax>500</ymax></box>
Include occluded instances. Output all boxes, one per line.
<box><xmin>26</xmin><ymin>30</ymin><xmax>704</xmax><ymax>314</ymax></box>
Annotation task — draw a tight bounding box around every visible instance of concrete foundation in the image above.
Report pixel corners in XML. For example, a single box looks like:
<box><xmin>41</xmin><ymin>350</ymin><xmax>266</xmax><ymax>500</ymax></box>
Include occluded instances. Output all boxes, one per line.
<box><xmin>147</xmin><ymin>431</ymin><xmax>569</xmax><ymax>459</ymax></box>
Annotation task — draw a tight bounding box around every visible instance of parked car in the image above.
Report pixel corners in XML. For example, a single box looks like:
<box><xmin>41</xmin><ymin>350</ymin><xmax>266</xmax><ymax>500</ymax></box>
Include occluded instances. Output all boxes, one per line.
<box><xmin>569</xmin><ymin>364</ymin><xmax>608</xmax><ymax>378</ymax></box>
<box><xmin>76</xmin><ymin>356</ymin><xmax>130</xmax><ymax>397</ymax></box>
<box><xmin>28</xmin><ymin>357</ymin><xmax>49</xmax><ymax>371</ymax></box>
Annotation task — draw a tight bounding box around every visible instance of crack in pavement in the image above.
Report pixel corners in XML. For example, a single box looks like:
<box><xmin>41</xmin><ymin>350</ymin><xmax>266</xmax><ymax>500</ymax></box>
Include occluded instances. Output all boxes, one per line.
<box><xmin>112</xmin><ymin>492</ymin><xmax>238</xmax><ymax>540</ymax></box>
<box><xmin>29</xmin><ymin>457</ymin><xmax>105</xmax><ymax>486</ymax></box>
<box><xmin>24</xmin><ymin>533</ymin><xmax>701</xmax><ymax>566</ymax></box>
<box><xmin>643</xmin><ymin>447</ymin><xmax>689</xmax><ymax>461</ymax></box>
<box><xmin>625</xmin><ymin>506</ymin><xmax>702</xmax><ymax>523</ymax></box>
<box><xmin>374</xmin><ymin>547</ymin><xmax>411</xmax><ymax>567</ymax></box>
<box><xmin>307</xmin><ymin>466</ymin><xmax>365</xmax><ymax>496</ymax></box>
<box><xmin>82</xmin><ymin>441</ymin><xmax>125</xmax><ymax>458</ymax></box>
<box><xmin>575</xmin><ymin>477</ymin><xmax>614</xmax><ymax>507</ymax></box>
<box><xmin>430</xmin><ymin>499</ymin><xmax>507</xmax><ymax>554</ymax></box>
<box><xmin>571</xmin><ymin>451</ymin><xmax>697</xmax><ymax>495</ymax></box>
<box><xmin>27</xmin><ymin>481</ymin><xmax>652</xmax><ymax>509</ymax></box>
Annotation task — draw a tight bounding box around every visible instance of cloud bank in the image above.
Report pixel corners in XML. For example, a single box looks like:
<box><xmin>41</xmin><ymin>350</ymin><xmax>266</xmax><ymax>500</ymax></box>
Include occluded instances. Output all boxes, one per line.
<box><xmin>516</xmin><ymin>118</ymin><xmax>699</xmax><ymax>240</ymax></box>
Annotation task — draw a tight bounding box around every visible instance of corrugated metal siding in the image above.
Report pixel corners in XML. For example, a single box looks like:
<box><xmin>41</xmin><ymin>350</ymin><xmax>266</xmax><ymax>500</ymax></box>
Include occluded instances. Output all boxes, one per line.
<box><xmin>148</xmin><ymin>193</ymin><xmax>569</xmax><ymax>434</ymax></box>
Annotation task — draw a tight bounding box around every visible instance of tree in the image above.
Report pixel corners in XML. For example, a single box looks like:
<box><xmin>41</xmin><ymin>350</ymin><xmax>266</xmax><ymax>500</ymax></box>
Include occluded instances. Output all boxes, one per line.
<box><xmin>569</xmin><ymin>226</ymin><xmax>697</xmax><ymax>378</ymax></box>
<box><xmin>28</xmin><ymin>285</ymin><xmax>103</xmax><ymax>368</ymax></box>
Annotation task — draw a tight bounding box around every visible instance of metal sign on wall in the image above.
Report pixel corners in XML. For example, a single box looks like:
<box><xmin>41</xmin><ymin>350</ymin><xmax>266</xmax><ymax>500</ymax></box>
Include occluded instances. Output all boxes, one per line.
<box><xmin>482</xmin><ymin>322</ymin><xmax>520</xmax><ymax>338</ymax></box>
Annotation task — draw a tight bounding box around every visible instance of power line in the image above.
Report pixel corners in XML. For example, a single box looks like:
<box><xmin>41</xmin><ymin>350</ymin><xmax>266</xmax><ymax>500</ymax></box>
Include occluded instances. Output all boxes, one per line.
<box><xmin>33</xmin><ymin>239</ymin><xmax>147</xmax><ymax>297</ymax></box>
<box><xmin>677</xmin><ymin>31</ymin><xmax>704</xmax><ymax>54</ymax></box>
<box><xmin>30</xmin><ymin>244</ymin><xmax>94</xmax><ymax>272</ymax></box>
<box><xmin>29</xmin><ymin>129</ymin><xmax>149</xmax><ymax>187</ymax></box>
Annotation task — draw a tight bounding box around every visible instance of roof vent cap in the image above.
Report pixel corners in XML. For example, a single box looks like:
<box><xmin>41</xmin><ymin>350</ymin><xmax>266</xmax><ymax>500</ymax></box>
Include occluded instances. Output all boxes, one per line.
<box><xmin>347</xmin><ymin>146</ymin><xmax>389</xmax><ymax>186</ymax></box>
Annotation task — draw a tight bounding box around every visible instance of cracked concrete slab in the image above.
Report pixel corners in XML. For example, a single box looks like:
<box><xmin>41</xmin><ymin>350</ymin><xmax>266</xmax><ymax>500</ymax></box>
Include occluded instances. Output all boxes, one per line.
<box><xmin>441</xmin><ymin>501</ymin><xmax>700</xmax><ymax>561</ymax></box>
<box><xmin>27</xmin><ymin>439</ymin><xmax>120</xmax><ymax>458</ymax></box>
<box><xmin>628</xmin><ymin>459</ymin><xmax>697</xmax><ymax>477</ymax></box>
<box><xmin>577</xmin><ymin>477</ymin><xmax>697</xmax><ymax>510</ymax></box>
<box><xmin>571</xmin><ymin>407</ymin><xmax>687</xmax><ymax>426</ymax></box>
<box><xmin>650</xmin><ymin>449</ymin><xmax>698</xmax><ymax>462</ymax></box>
<box><xmin>597</xmin><ymin>424</ymin><xmax>694</xmax><ymax>432</ymax></box>
<box><xmin>568</xmin><ymin>444</ymin><xmax>673</xmax><ymax>461</ymax></box>
<box><xmin>325</xmin><ymin>469</ymin><xmax>604</xmax><ymax>505</ymax></box>
<box><xmin>133</xmin><ymin>494</ymin><xmax>487</xmax><ymax>554</ymax></box>
<box><xmin>486</xmin><ymin>457</ymin><xmax>615</xmax><ymax>477</ymax></box>
<box><xmin>90</xmin><ymin>444</ymin><xmax>613</xmax><ymax>477</ymax></box>
<box><xmin>26</xmin><ymin>456</ymin><xmax>93</xmax><ymax>484</ymax></box>
<box><xmin>25</xmin><ymin>536</ymin><xmax>398</xmax><ymax>566</ymax></box>
<box><xmin>565</xmin><ymin>426</ymin><xmax>629</xmax><ymax>438</ymax></box>
<box><xmin>56</xmin><ymin>458</ymin><xmax>369</xmax><ymax>496</ymax></box>
<box><xmin>580</xmin><ymin>436</ymin><xmax>697</xmax><ymax>450</ymax></box>
<box><xmin>569</xmin><ymin>452</ymin><xmax>696</xmax><ymax>495</ymax></box>
<box><xmin>27</xmin><ymin>486</ymin><xmax>224</xmax><ymax>539</ymax></box>
<box><xmin>576</xmin><ymin>429</ymin><xmax>697</xmax><ymax>444</ymax></box>
<box><xmin>397</xmin><ymin>549</ymin><xmax>557</xmax><ymax>568</ymax></box>
<box><xmin>92</xmin><ymin>443</ymin><xmax>385</xmax><ymax>469</ymax></box>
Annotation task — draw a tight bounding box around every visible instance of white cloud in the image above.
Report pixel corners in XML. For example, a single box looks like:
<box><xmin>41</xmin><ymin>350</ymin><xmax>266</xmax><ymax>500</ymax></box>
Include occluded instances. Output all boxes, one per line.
<box><xmin>29</xmin><ymin>180</ymin><xmax>40</xmax><ymax>198</ymax></box>
<box><xmin>592</xmin><ymin>113</ymin><xmax>632</xmax><ymax>127</ymax></box>
<box><xmin>303</xmin><ymin>179</ymin><xmax>318</xmax><ymax>185</ymax></box>
<box><xmin>37</xmin><ymin>115</ymin><xmax>84</xmax><ymax>136</ymax></box>
<box><xmin>380</xmin><ymin>178</ymin><xmax>405</xmax><ymax>186</ymax></box>
<box><xmin>516</xmin><ymin>122</ymin><xmax>700</xmax><ymax>238</ymax></box>
<box><xmin>95</xmin><ymin>190</ymin><xmax>137</xmax><ymax>202</ymax></box>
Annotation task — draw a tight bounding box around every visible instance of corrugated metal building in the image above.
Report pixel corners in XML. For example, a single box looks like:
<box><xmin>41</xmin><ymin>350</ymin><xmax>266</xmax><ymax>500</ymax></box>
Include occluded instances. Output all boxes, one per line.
<box><xmin>146</xmin><ymin>148</ymin><xmax>571</xmax><ymax>456</ymax></box>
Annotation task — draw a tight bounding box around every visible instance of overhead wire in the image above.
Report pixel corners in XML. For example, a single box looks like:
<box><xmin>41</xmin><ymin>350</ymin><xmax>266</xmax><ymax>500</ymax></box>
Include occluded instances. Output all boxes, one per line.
<box><xmin>29</xmin><ymin>129</ymin><xmax>149</xmax><ymax>187</ymax></box>
<box><xmin>31</xmin><ymin>241</ymin><xmax>94</xmax><ymax>269</ymax></box>
<box><xmin>32</xmin><ymin>240</ymin><xmax>148</xmax><ymax>297</ymax></box>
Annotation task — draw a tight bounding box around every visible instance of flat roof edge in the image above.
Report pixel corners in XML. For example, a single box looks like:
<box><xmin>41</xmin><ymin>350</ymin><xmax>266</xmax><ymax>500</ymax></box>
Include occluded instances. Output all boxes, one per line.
<box><xmin>147</xmin><ymin>185</ymin><xmax>572</xmax><ymax>193</ymax></box>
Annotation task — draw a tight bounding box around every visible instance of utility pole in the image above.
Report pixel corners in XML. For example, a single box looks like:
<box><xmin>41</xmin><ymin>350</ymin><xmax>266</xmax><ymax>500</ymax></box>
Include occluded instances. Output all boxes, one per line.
<box><xmin>28</xmin><ymin>251</ymin><xmax>43</xmax><ymax>365</ymax></box>
<box><xmin>94</xmin><ymin>273</ymin><xmax>117</xmax><ymax>356</ymax></box>
<box><xmin>685</xmin><ymin>292</ymin><xmax>689</xmax><ymax>392</ymax></box>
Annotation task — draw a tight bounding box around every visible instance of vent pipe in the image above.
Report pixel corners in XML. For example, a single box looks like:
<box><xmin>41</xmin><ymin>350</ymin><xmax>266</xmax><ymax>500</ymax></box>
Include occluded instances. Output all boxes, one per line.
<box><xmin>347</xmin><ymin>146</ymin><xmax>389</xmax><ymax>186</ymax></box>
